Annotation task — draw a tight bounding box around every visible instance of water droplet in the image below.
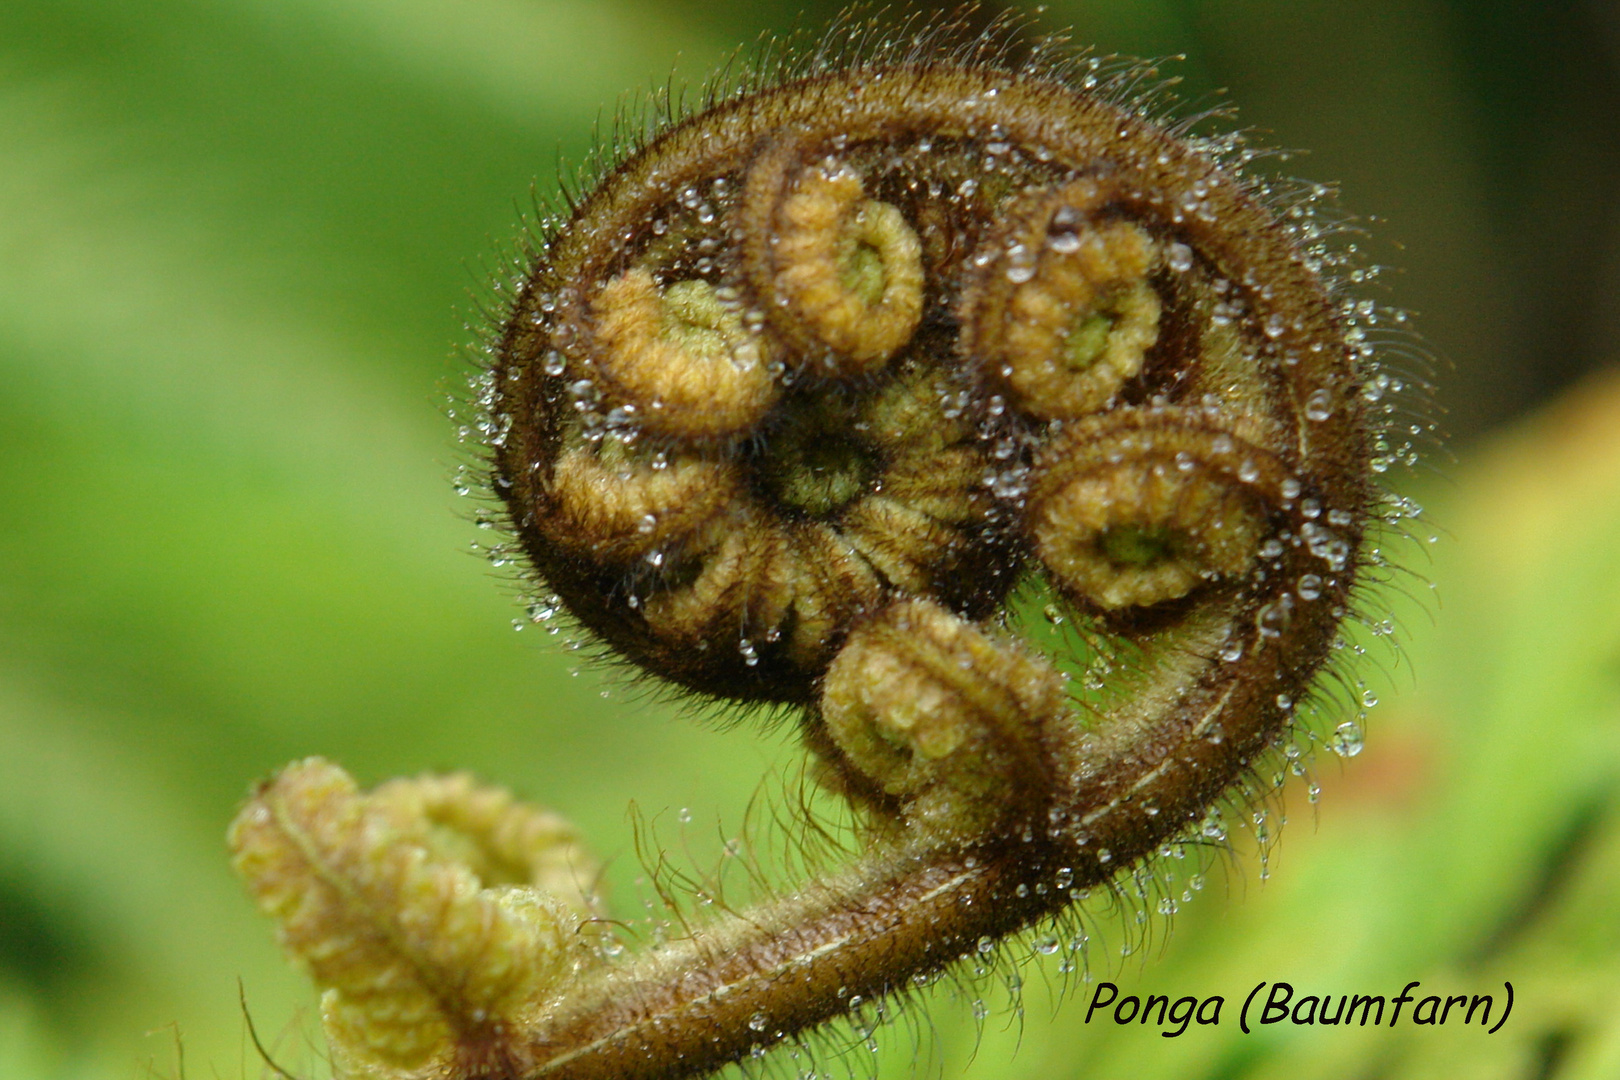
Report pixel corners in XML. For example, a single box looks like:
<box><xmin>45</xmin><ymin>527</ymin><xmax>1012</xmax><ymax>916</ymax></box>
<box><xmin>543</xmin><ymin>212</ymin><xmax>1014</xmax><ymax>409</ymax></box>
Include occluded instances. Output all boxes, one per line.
<box><xmin>748</xmin><ymin>1012</ymin><xmax>768</xmax><ymax>1032</ymax></box>
<box><xmin>1256</xmin><ymin>601</ymin><xmax>1289</xmax><ymax>638</ymax></box>
<box><xmin>1328</xmin><ymin>720</ymin><xmax>1364</xmax><ymax>757</ymax></box>
<box><xmin>1047</xmin><ymin>231</ymin><xmax>1082</xmax><ymax>253</ymax></box>
<box><xmin>1301</xmin><ymin>522</ymin><xmax>1350</xmax><ymax>571</ymax></box>
<box><xmin>542</xmin><ymin>350</ymin><xmax>567</xmax><ymax>376</ymax></box>
<box><xmin>1305</xmin><ymin>388</ymin><xmax>1334</xmax><ymax>421</ymax></box>
<box><xmin>1033</xmin><ymin>935</ymin><xmax>1060</xmax><ymax>955</ymax></box>
<box><xmin>1166</xmin><ymin>242</ymin><xmax>1193</xmax><ymax>272</ymax></box>
<box><xmin>1297</xmin><ymin>573</ymin><xmax>1322</xmax><ymax>600</ymax></box>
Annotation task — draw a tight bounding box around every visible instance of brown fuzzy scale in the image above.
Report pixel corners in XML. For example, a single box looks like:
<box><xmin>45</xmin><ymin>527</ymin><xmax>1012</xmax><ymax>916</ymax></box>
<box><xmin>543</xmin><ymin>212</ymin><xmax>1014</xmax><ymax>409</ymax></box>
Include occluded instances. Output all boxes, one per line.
<box><xmin>306</xmin><ymin>48</ymin><xmax>1378</xmax><ymax>1080</ymax></box>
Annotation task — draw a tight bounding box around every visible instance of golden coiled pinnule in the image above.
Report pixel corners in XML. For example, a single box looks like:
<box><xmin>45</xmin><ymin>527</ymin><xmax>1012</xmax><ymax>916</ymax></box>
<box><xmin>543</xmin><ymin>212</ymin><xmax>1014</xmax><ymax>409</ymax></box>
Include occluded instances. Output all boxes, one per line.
<box><xmin>1028</xmin><ymin>408</ymin><xmax>1290</xmax><ymax>610</ymax></box>
<box><xmin>961</xmin><ymin>179</ymin><xmax>1163</xmax><ymax>420</ymax></box>
<box><xmin>739</xmin><ymin>146</ymin><xmax>926</xmax><ymax>377</ymax></box>
<box><xmin>588</xmin><ymin>269</ymin><xmax>781</xmax><ymax>440</ymax></box>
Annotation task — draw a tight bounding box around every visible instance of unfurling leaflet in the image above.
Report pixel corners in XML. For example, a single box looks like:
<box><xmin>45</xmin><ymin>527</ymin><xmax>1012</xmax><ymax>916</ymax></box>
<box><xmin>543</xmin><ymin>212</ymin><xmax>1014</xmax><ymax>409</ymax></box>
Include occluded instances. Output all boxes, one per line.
<box><xmin>232</xmin><ymin>14</ymin><xmax>1397</xmax><ymax>1080</ymax></box>
<box><xmin>230</xmin><ymin>760</ymin><xmax>607</xmax><ymax>1080</ymax></box>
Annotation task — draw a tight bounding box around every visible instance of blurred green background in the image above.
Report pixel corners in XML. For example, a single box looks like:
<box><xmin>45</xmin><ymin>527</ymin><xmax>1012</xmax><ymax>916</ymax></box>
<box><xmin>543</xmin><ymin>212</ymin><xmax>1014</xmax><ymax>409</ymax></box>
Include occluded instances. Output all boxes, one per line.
<box><xmin>3</xmin><ymin>1</ymin><xmax>1619</xmax><ymax>1078</ymax></box>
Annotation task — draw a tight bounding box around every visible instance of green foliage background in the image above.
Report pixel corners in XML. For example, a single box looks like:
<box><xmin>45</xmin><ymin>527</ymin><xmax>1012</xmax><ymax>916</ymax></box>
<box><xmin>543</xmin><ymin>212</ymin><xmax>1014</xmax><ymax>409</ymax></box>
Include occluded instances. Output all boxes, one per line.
<box><xmin>2</xmin><ymin>2</ymin><xmax>1617</xmax><ymax>1078</ymax></box>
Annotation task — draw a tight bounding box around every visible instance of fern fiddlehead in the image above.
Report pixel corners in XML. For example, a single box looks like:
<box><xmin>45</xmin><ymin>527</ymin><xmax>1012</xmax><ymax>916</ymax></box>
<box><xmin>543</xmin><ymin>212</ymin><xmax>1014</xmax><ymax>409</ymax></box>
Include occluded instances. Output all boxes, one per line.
<box><xmin>231</xmin><ymin>14</ymin><xmax>1402</xmax><ymax>1080</ymax></box>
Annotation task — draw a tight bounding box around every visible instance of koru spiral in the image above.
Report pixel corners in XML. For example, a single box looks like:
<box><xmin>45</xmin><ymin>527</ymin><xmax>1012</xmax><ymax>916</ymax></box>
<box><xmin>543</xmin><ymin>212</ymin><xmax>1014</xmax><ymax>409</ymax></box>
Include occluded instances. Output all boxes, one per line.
<box><xmin>234</xmin><ymin>23</ymin><xmax>1396</xmax><ymax>1080</ymax></box>
<box><xmin>492</xmin><ymin>62</ymin><xmax>1372</xmax><ymax>796</ymax></box>
<box><xmin>479</xmin><ymin>48</ymin><xmax>1378</xmax><ymax>1074</ymax></box>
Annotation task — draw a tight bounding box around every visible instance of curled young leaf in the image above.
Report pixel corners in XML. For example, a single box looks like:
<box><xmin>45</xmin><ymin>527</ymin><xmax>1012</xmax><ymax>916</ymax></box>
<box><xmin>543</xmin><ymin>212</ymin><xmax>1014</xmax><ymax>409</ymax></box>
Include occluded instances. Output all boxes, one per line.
<box><xmin>236</xmin><ymin>11</ymin><xmax>1424</xmax><ymax>1079</ymax></box>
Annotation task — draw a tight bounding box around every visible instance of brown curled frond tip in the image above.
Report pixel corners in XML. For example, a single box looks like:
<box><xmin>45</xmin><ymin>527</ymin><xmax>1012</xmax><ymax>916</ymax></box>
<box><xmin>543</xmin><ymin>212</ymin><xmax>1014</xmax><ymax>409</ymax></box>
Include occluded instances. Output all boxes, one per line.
<box><xmin>234</xmin><ymin>8</ymin><xmax>1434</xmax><ymax>1079</ymax></box>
